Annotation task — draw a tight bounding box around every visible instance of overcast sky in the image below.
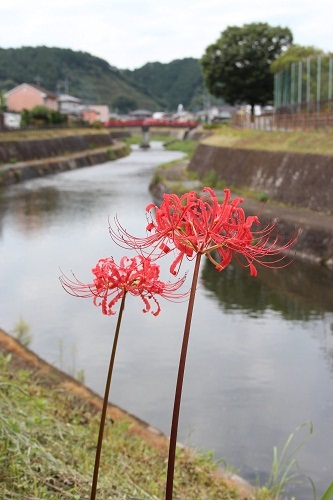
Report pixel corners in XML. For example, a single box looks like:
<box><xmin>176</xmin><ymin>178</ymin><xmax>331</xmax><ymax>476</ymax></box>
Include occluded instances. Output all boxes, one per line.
<box><xmin>1</xmin><ymin>0</ymin><xmax>332</xmax><ymax>70</ymax></box>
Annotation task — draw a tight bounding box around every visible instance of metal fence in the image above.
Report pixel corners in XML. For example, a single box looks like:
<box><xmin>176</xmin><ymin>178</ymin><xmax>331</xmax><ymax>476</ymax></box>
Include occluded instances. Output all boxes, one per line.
<box><xmin>234</xmin><ymin>107</ymin><xmax>333</xmax><ymax>131</ymax></box>
<box><xmin>271</xmin><ymin>55</ymin><xmax>333</xmax><ymax>130</ymax></box>
<box><xmin>234</xmin><ymin>55</ymin><xmax>333</xmax><ymax>131</ymax></box>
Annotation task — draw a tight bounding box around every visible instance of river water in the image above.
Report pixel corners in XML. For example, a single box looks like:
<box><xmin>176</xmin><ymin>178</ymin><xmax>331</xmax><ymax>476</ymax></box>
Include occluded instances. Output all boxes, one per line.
<box><xmin>0</xmin><ymin>142</ymin><xmax>332</xmax><ymax>499</ymax></box>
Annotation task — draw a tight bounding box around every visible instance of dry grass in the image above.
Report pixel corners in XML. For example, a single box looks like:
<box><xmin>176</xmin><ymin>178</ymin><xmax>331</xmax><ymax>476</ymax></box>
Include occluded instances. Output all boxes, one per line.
<box><xmin>201</xmin><ymin>126</ymin><xmax>333</xmax><ymax>155</ymax></box>
<box><xmin>0</xmin><ymin>127</ymin><xmax>110</xmax><ymax>142</ymax></box>
<box><xmin>0</xmin><ymin>347</ymin><xmax>247</xmax><ymax>499</ymax></box>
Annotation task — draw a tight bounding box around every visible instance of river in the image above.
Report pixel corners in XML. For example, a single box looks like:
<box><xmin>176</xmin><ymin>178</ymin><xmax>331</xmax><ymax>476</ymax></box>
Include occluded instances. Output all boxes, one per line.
<box><xmin>0</xmin><ymin>142</ymin><xmax>332</xmax><ymax>499</ymax></box>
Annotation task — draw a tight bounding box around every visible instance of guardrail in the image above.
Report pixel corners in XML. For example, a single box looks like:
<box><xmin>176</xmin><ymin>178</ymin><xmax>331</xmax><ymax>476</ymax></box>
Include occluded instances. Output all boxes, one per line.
<box><xmin>103</xmin><ymin>119</ymin><xmax>198</xmax><ymax>128</ymax></box>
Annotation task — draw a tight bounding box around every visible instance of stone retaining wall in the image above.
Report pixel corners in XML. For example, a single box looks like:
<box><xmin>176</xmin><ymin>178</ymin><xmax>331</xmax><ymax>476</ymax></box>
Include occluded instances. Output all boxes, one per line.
<box><xmin>188</xmin><ymin>144</ymin><xmax>333</xmax><ymax>214</ymax></box>
<box><xmin>0</xmin><ymin>133</ymin><xmax>114</xmax><ymax>163</ymax></box>
<box><xmin>0</xmin><ymin>143</ymin><xmax>130</xmax><ymax>187</ymax></box>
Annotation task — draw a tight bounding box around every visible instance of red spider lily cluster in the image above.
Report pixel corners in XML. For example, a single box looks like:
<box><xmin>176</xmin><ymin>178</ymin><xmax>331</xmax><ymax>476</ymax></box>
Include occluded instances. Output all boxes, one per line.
<box><xmin>110</xmin><ymin>187</ymin><xmax>299</xmax><ymax>277</ymax></box>
<box><xmin>60</xmin><ymin>255</ymin><xmax>186</xmax><ymax>316</ymax></box>
<box><xmin>60</xmin><ymin>185</ymin><xmax>300</xmax><ymax>500</ymax></box>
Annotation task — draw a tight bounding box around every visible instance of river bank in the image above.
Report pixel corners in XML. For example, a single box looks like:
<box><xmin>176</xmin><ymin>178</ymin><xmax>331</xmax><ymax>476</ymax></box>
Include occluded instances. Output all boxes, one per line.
<box><xmin>150</xmin><ymin>156</ymin><xmax>333</xmax><ymax>269</ymax></box>
<box><xmin>1</xmin><ymin>128</ymin><xmax>332</xmax><ymax>266</ymax></box>
<box><xmin>0</xmin><ymin>131</ymin><xmax>131</xmax><ymax>187</ymax></box>
<box><xmin>0</xmin><ymin>327</ymin><xmax>255</xmax><ymax>499</ymax></box>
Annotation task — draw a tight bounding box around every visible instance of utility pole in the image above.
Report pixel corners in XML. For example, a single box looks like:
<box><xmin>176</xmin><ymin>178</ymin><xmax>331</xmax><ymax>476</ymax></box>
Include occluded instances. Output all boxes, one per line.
<box><xmin>34</xmin><ymin>75</ymin><xmax>42</xmax><ymax>87</ymax></box>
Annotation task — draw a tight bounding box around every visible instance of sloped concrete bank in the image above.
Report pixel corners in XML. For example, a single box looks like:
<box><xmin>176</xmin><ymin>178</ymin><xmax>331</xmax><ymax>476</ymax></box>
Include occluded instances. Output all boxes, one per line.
<box><xmin>186</xmin><ymin>144</ymin><xmax>333</xmax><ymax>267</ymax></box>
<box><xmin>0</xmin><ymin>141</ymin><xmax>130</xmax><ymax>187</ymax></box>
<box><xmin>0</xmin><ymin>133</ymin><xmax>115</xmax><ymax>163</ymax></box>
<box><xmin>151</xmin><ymin>145</ymin><xmax>333</xmax><ymax>267</ymax></box>
<box><xmin>189</xmin><ymin>144</ymin><xmax>333</xmax><ymax>214</ymax></box>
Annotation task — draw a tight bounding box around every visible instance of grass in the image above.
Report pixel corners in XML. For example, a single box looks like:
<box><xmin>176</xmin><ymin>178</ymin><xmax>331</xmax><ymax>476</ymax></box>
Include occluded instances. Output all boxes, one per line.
<box><xmin>0</xmin><ymin>127</ymin><xmax>111</xmax><ymax>142</ymax></box>
<box><xmin>163</xmin><ymin>139</ymin><xmax>197</xmax><ymax>158</ymax></box>
<box><xmin>123</xmin><ymin>133</ymin><xmax>197</xmax><ymax>159</ymax></box>
<box><xmin>201</xmin><ymin>124</ymin><xmax>333</xmax><ymax>155</ymax></box>
<box><xmin>0</xmin><ymin>351</ymin><xmax>245</xmax><ymax>499</ymax></box>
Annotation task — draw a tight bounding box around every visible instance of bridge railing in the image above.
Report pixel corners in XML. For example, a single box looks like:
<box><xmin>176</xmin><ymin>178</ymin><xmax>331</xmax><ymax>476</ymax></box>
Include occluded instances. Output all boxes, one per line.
<box><xmin>103</xmin><ymin>118</ymin><xmax>198</xmax><ymax>128</ymax></box>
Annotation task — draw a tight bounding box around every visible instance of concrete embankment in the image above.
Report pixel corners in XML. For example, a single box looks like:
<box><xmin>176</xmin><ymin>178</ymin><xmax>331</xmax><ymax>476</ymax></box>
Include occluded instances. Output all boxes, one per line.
<box><xmin>188</xmin><ymin>143</ymin><xmax>333</xmax><ymax>214</ymax></box>
<box><xmin>188</xmin><ymin>144</ymin><xmax>333</xmax><ymax>267</ymax></box>
<box><xmin>0</xmin><ymin>133</ymin><xmax>130</xmax><ymax>187</ymax></box>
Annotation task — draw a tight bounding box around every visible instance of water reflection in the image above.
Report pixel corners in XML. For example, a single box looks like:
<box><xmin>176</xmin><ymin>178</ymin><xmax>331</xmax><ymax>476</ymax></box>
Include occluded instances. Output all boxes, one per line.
<box><xmin>201</xmin><ymin>258</ymin><xmax>333</xmax><ymax>320</ymax></box>
<box><xmin>0</xmin><ymin>186</ymin><xmax>62</xmax><ymax>234</ymax></box>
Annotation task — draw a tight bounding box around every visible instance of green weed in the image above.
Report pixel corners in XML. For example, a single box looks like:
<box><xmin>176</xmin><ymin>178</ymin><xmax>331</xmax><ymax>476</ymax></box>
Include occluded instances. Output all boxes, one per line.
<box><xmin>12</xmin><ymin>316</ymin><xmax>32</xmax><ymax>347</ymax></box>
<box><xmin>0</xmin><ymin>352</ymin><xmax>242</xmax><ymax>499</ymax></box>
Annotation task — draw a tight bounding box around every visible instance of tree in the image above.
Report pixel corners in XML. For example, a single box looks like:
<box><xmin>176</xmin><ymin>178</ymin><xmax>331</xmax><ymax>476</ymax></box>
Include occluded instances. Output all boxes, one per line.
<box><xmin>270</xmin><ymin>44</ymin><xmax>325</xmax><ymax>73</ymax></box>
<box><xmin>0</xmin><ymin>90</ymin><xmax>6</xmax><ymax>111</ymax></box>
<box><xmin>112</xmin><ymin>95</ymin><xmax>137</xmax><ymax>114</ymax></box>
<box><xmin>201</xmin><ymin>23</ymin><xmax>293</xmax><ymax>117</ymax></box>
<box><xmin>20</xmin><ymin>105</ymin><xmax>66</xmax><ymax>126</ymax></box>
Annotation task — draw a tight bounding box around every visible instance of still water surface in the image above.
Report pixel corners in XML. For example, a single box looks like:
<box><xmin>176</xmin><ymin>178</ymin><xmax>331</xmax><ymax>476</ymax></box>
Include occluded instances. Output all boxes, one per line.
<box><xmin>0</xmin><ymin>143</ymin><xmax>332</xmax><ymax>499</ymax></box>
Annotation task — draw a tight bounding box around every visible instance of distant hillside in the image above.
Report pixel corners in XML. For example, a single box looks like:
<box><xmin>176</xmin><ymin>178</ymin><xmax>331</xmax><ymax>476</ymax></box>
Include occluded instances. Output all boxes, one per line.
<box><xmin>123</xmin><ymin>58</ymin><xmax>205</xmax><ymax>111</ymax></box>
<box><xmin>0</xmin><ymin>46</ymin><xmax>206</xmax><ymax>112</ymax></box>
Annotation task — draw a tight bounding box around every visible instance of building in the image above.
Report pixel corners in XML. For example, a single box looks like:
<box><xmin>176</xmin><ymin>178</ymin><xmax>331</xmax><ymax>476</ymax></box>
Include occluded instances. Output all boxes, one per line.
<box><xmin>82</xmin><ymin>105</ymin><xmax>110</xmax><ymax>124</ymax></box>
<box><xmin>57</xmin><ymin>94</ymin><xmax>82</xmax><ymax>117</ymax></box>
<box><xmin>4</xmin><ymin>83</ymin><xmax>58</xmax><ymax>112</ymax></box>
<box><xmin>87</xmin><ymin>105</ymin><xmax>109</xmax><ymax>123</ymax></box>
<box><xmin>128</xmin><ymin>109</ymin><xmax>153</xmax><ymax>119</ymax></box>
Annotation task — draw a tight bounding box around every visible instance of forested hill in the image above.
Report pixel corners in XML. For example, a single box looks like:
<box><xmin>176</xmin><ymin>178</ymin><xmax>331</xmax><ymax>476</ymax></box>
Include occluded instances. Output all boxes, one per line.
<box><xmin>0</xmin><ymin>46</ymin><xmax>205</xmax><ymax>112</ymax></box>
<box><xmin>123</xmin><ymin>58</ymin><xmax>205</xmax><ymax>111</ymax></box>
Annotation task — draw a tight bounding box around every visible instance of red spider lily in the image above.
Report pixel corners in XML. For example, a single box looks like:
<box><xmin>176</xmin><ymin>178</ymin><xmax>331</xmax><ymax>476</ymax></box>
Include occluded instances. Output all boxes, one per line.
<box><xmin>60</xmin><ymin>255</ymin><xmax>187</xmax><ymax>316</ymax></box>
<box><xmin>110</xmin><ymin>187</ymin><xmax>300</xmax><ymax>276</ymax></box>
<box><xmin>61</xmin><ymin>255</ymin><xmax>186</xmax><ymax>500</ymax></box>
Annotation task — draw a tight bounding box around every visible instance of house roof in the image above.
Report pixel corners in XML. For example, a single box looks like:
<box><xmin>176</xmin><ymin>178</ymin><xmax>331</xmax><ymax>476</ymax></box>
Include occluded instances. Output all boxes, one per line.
<box><xmin>58</xmin><ymin>94</ymin><xmax>82</xmax><ymax>103</ymax></box>
<box><xmin>5</xmin><ymin>83</ymin><xmax>57</xmax><ymax>99</ymax></box>
<box><xmin>129</xmin><ymin>109</ymin><xmax>153</xmax><ymax>117</ymax></box>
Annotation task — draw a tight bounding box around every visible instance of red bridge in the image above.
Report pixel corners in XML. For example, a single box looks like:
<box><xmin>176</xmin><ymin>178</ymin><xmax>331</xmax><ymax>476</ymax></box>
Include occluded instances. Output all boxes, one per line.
<box><xmin>104</xmin><ymin>118</ymin><xmax>198</xmax><ymax>129</ymax></box>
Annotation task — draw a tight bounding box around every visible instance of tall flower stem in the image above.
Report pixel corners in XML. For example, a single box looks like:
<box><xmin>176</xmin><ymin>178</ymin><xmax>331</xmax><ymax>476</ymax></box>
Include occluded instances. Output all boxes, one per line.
<box><xmin>165</xmin><ymin>253</ymin><xmax>202</xmax><ymax>500</ymax></box>
<box><xmin>90</xmin><ymin>292</ymin><xmax>127</xmax><ymax>500</ymax></box>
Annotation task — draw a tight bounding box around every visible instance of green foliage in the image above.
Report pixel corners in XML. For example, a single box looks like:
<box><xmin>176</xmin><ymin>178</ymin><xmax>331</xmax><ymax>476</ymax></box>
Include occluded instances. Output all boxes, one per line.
<box><xmin>263</xmin><ymin>421</ymin><xmax>316</xmax><ymax>499</ymax></box>
<box><xmin>321</xmin><ymin>482</ymin><xmax>333</xmax><ymax>500</ymax></box>
<box><xmin>0</xmin><ymin>89</ymin><xmax>6</xmax><ymax>111</ymax></box>
<box><xmin>0</xmin><ymin>352</ymin><xmax>239</xmax><ymax>499</ymax></box>
<box><xmin>201</xmin><ymin>23</ymin><xmax>293</xmax><ymax>113</ymax></box>
<box><xmin>106</xmin><ymin>148</ymin><xmax>117</xmax><ymax>160</ymax></box>
<box><xmin>201</xmin><ymin>169</ymin><xmax>224</xmax><ymax>189</ymax></box>
<box><xmin>164</xmin><ymin>139</ymin><xmax>197</xmax><ymax>158</ymax></box>
<box><xmin>270</xmin><ymin>44</ymin><xmax>325</xmax><ymax>73</ymax></box>
<box><xmin>20</xmin><ymin>105</ymin><xmax>67</xmax><ymax>126</ymax></box>
<box><xmin>112</xmin><ymin>95</ymin><xmax>138</xmax><ymax>113</ymax></box>
<box><xmin>12</xmin><ymin>316</ymin><xmax>32</xmax><ymax>347</ymax></box>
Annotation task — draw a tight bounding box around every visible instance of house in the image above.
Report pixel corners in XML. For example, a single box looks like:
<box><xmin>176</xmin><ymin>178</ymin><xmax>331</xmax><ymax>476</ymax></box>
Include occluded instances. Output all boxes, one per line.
<box><xmin>4</xmin><ymin>83</ymin><xmax>58</xmax><ymax>112</ymax></box>
<box><xmin>172</xmin><ymin>110</ymin><xmax>196</xmax><ymax>123</ymax></box>
<box><xmin>196</xmin><ymin>105</ymin><xmax>237</xmax><ymax>123</ymax></box>
<box><xmin>128</xmin><ymin>109</ymin><xmax>153</xmax><ymax>119</ymax></box>
<box><xmin>82</xmin><ymin>108</ymin><xmax>99</xmax><ymax>124</ymax></box>
<box><xmin>82</xmin><ymin>105</ymin><xmax>110</xmax><ymax>124</ymax></box>
<box><xmin>86</xmin><ymin>105</ymin><xmax>109</xmax><ymax>123</ymax></box>
<box><xmin>57</xmin><ymin>94</ymin><xmax>82</xmax><ymax>116</ymax></box>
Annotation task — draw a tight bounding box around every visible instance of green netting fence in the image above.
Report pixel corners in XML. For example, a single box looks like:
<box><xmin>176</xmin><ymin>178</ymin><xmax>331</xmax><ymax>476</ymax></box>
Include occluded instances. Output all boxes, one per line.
<box><xmin>274</xmin><ymin>55</ymin><xmax>333</xmax><ymax>114</ymax></box>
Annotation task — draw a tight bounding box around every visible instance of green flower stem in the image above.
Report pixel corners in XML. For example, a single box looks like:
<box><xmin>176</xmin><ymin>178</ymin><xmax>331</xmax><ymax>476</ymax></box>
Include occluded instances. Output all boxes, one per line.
<box><xmin>90</xmin><ymin>292</ymin><xmax>127</xmax><ymax>500</ymax></box>
<box><xmin>165</xmin><ymin>253</ymin><xmax>202</xmax><ymax>500</ymax></box>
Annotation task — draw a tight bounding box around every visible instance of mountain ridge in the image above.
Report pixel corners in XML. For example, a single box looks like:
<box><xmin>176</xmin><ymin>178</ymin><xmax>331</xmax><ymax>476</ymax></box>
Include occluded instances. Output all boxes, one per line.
<box><xmin>0</xmin><ymin>46</ymin><xmax>206</xmax><ymax>113</ymax></box>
